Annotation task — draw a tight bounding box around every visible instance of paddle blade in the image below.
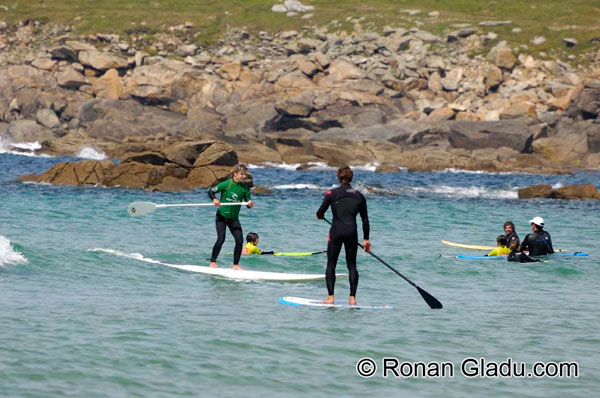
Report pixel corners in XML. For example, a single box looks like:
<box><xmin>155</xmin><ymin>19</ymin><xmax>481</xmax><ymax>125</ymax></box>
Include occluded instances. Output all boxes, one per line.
<box><xmin>417</xmin><ymin>286</ymin><xmax>443</xmax><ymax>309</ymax></box>
<box><xmin>128</xmin><ymin>202</ymin><xmax>157</xmax><ymax>217</ymax></box>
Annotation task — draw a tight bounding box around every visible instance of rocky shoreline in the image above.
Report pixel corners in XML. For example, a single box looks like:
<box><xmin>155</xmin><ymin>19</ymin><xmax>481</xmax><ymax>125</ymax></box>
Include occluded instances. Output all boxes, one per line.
<box><xmin>1</xmin><ymin>18</ymin><xmax>600</xmax><ymax>189</ymax></box>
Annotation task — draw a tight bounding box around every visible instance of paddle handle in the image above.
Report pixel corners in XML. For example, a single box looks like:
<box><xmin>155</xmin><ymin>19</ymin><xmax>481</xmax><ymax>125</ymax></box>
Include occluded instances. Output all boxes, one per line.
<box><xmin>157</xmin><ymin>202</ymin><xmax>249</xmax><ymax>208</ymax></box>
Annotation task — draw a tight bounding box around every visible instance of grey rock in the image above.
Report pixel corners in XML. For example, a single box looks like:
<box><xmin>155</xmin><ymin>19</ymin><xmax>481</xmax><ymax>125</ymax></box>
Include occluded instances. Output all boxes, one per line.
<box><xmin>35</xmin><ymin>109</ymin><xmax>60</xmax><ymax>129</ymax></box>
<box><xmin>448</xmin><ymin>120</ymin><xmax>533</xmax><ymax>152</ymax></box>
<box><xmin>479</xmin><ymin>21</ymin><xmax>512</xmax><ymax>27</ymax></box>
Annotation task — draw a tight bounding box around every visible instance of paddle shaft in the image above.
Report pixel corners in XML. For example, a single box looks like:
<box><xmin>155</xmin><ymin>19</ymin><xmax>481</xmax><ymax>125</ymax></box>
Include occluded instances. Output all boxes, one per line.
<box><xmin>157</xmin><ymin>202</ymin><xmax>248</xmax><ymax>208</ymax></box>
<box><xmin>323</xmin><ymin>219</ymin><xmax>443</xmax><ymax>309</ymax></box>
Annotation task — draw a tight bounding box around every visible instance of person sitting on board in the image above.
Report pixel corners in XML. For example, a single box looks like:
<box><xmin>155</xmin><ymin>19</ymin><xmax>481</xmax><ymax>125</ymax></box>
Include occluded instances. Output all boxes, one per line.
<box><xmin>503</xmin><ymin>220</ymin><xmax>519</xmax><ymax>245</ymax></box>
<box><xmin>520</xmin><ymin>216</ymin><xmax>554</xmax><ymax>256</ymax></box>
<box><xmin>316</xmin><ymin>165</ymin><xmax>371</xmax><ymax>306</ymax></box>
<box><xmin>507</xmin><ymin>238</ymin><xmax>542</xmax><ymax>263</ymax></box>
<box><xmin>487</xmin><ymin>235</ymin><xmax>510</xmax><ymax>256</ymax></box>
<box><xmin>242</xmin><ymin>232</ymin><xmax>275</xmax><ymax>255</ymax></box>
<box><xmin>208</xmin><ymin>164</ymin><xmax>254</xmax><ymax>270</ymax></box>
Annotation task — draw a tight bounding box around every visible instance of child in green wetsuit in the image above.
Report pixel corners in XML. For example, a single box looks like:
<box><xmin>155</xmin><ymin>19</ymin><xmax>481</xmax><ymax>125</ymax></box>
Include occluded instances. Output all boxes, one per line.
<box><xmin>242</xmin><ymin>232</ymin><xmax>275</xmax><ymax>255</ymax></box>
<box><xmin>488</xmin><ymin>235</ymin><xmax>510</xmax><ymax>256</ymax></box>
<box><xmin>208</xmin><ymin>164</ymin><xmax>254</xmax><ymax>269</ymax></box>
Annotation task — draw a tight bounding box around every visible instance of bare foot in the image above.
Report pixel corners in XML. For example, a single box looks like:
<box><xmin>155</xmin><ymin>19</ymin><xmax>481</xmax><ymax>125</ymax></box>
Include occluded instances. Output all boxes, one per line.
<box><xmin>232</xmin><ymin>264</ymin><xmax>243</xmax><ymax>270</ymax></box>
<box><xmin>210</xmin><ymin>262</ymin><xmax>218</xmax><ymax>268</ymax></box>
<box><xmin>322</xmin><ymin>295</ymin><xmax>334</xmax><ymax>304</ymax></box>
<box><xmin>349</xmin><ymin>296</ymin><xmax>357</xmax><ymax>306</ymax></box>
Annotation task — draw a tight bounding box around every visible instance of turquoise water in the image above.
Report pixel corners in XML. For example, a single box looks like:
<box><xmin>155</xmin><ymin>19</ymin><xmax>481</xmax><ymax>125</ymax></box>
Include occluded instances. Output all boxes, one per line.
<box><xmin>1</xmin><ymin>152</ymin><xmax>599</xmax><ymax>397</ymax></box>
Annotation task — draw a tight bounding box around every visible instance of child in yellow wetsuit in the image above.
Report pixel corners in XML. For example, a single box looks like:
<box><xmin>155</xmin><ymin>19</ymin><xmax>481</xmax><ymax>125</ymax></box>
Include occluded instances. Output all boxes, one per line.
<box><xmin>488</xmin><ymin>235</ymin><xmax>511</xmax><ymax>256</ymax></box>
<box><xmin>242</xmin><ymin>232</ymin><xmax>274</xmax><ymax>255</ymax></box>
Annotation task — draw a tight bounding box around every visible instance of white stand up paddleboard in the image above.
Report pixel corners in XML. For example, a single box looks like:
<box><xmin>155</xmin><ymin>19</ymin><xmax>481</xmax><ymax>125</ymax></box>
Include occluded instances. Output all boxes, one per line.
<box><xmin>89</xmin><ymin>248</ymin><xmax>345</xmax><ymax>283</ymax></box>
<box><xmin>279</xmin><ymin>296</ymin><xmax>392</xmax><ymax>309</ymax></box>
<box><xmin>160</xmin><ymin>263</ymin><xmax>348</xmax><ymax>282</ymax></box>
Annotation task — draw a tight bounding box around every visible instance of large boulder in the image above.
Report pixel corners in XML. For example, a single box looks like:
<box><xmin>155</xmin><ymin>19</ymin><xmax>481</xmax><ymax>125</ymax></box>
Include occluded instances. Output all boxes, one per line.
<box><xmin>487</xmin><ymin>45</ymin><xmax>517</xmax><ymax>70</ymax></box>
<box><xmin>15</xmin><ymin>160</ymin><xmax>114</xmax><ymax>186</ymax></box>
<box><xmin>103</xmin><ymin>162</ymin><xmax>168</xmax><ymax>189</ymax></box>
<box><xmin>518</xmin><ymin>184</ymin><xmax>553</xmax><ymax>199</ymax></box>
<box><xmin>91</xmin><ymin>68</ymin><xmax>123</xmax><ymax>99</ymax></box>
<box><xmin>126</xmin><ymin>59</ymin><xmax>199</xmax><ymax>105</ymax></box>
<box><xmin>14</xmin><ymin>139</ymin><xmax>239</xmax><ymax>191</ymax></box>
<box><xmin>550</xmin><ymin>184</ymin><xmax>600</xmax><ymax>200</ymax></box>
<box><xmin>192</xmin><ymin>141</ymin><xmax>238</xmax><ymax>167</ymax></box>
<box><xmin>573</xmin><ymin>80</ymin><xmax>600</xmax><ymax>119</ymax></box>
<box><xmin>79</xmin><ymin>98</ymin><xmax>188</xmax><ymax>140</ymax></box>
<box><xmin>518</xmin><ymin>184</ymin><xmax>600</xmax><ymax>200</ymax></box>
<box><xmin>448</xmin><ymin>120</ymin><xmax>534</xmax><ymax>152</ymax></box>
<box><xmin>78</xmin><ymin>51</ymin><xmax>129</xmax><ymax>71</ymax></box>
<box><xmin>6</xmin><ymin>120</ymin><xmax>56</xmax><ymax>142</ymax></box>
<box><xmin>532</xmin><ymin>120</ymin><xmax>588</xmax><ymax>163</ymax></box>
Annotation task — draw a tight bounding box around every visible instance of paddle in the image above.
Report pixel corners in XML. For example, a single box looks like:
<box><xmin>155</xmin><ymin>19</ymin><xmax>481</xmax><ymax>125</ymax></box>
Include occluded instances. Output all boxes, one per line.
<box><xmin>273</xmin><ymin>250</ymin><xmax>327</xmax><ymax>256</ymax></box>
<box><xmin>324</xmin><ymin>219</ymin><xmax>443</xmax><ymax>309</ymax></box>
<box><xmin>128</xmin><ymin>201</ymin><xmax>249</xmax><ymax>217</ymax></box>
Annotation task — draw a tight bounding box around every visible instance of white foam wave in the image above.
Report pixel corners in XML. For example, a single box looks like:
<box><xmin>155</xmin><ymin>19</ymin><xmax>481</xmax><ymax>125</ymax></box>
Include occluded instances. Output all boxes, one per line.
<box><xmin>0</xmin><ymin>138</ymin><xmax>52</xmax><ymax>158</ymax></box>
<box><xmin>351</xmin><ymin>161</ymin><xmax>380</xmax><ymax>172</ymax></box>
<box><xmin>249</xmin><ymin>161</ymin><xmax>381</xmax><ymax>172</ymax></box>
<box><xmin>440</xmin><ymin>168</ymin><xmax>531</xmax><ymax>176</ymax></box>
<box><xmin>10</xmin><ymin>141</ymin><xmax>42</xmax><ymax>151</ymax></box>
<box><xmin>76</xmin><ymin>147</ymin><xmax>107</xmax><ymax>160</ymax></box>
<box><xmin>353</xmin><ymin>182</ymin><xmax>398</xmax><ymax>195</ymax></box>
<box><xmin>88</xmin><ymin>248</ymin><xmax>161</xmax><ymax>264</ymax></box>
<box><xmin>249</xmin><ymin>162</ymin><xmax>302</xmax><ymax>170</ymax></box>
<box><xmin>272</xmin><ymin>183</ymin><xmax>329</xmax><ymax>190</ymax></box>
<box><xmin>406</xmin><ymin>185</ymin><xmax>518</xmax><ymax>199</ymax></box>
<box><xmin>0</xmin><ymin>236</ymin><xmax>28</xmax><ymax>266</ymax></box>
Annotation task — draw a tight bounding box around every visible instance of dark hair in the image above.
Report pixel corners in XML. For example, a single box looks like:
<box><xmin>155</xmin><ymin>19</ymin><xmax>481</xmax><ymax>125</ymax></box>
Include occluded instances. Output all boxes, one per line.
<box><xmin>246</xmin><ymin>232</ymin><xmax>259</xmax><ymax>243</ymax></box>
<box><xmin>509</xmin><ymin>237</ymin><xmax>520</xmax><ymax>252</ymax></box>
<box><xmin>337</xmin><ymin>166</ymin><xmax>353</xmax><ymax>184</ymax></box>
<box><xmin>496</xmin><ymin>235</ymin><xmax>507</xmax><ymax>247</ymax></box>
<box><xmin>503</xmin><ymin>221</ymin><xmax>515</xmax><ymax>230</ymax></box>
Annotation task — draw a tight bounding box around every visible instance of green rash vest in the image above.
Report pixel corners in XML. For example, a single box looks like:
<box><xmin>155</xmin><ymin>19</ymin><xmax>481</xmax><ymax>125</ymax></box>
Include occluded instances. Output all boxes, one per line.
<box><xmin>209</xmin><ymin>179</ymin><xmax>251</xmax><ymax>220</ymax></box>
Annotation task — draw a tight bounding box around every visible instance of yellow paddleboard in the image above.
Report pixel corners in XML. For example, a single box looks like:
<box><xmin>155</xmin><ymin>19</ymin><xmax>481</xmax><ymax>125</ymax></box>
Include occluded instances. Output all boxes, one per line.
<box><xmin>441</xmin><ymin>240</ymin><xmax>494</xmax><ymax>250</ymax></box>
<box><xmin>441</xmin><ymin>240</ymin><xmax>569</xmax><ymax>252</ymax></box>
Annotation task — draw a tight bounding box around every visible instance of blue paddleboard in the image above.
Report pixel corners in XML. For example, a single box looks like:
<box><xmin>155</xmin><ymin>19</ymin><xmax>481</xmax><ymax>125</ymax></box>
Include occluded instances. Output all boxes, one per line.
<box><xmin>456</xmin><ymin>252</ymin><xmax>588</xmax><ymax>260</ymax></box>
<box><xmin>279</xmin><ymin>296</ymin><xmax>392</xmax><ymax>309</ymax></box>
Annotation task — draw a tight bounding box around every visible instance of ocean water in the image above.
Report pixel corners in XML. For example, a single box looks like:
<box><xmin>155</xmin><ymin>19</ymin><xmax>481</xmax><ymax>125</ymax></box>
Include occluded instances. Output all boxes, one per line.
<box><xmin>1</xmin><ymin>151</ymin><xmax>599</xmax><ymax>397</ymax></box>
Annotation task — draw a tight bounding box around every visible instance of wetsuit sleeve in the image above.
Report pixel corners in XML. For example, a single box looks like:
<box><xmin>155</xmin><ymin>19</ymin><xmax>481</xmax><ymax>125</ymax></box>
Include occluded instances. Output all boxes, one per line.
<box><xmin>316</xmin><ymin>190</ymin><xmax>332</xmax><ymax>219</ymax></box>
<box><xmin>545</xmin><ymin>232</ymin><xmax>554</xmax><ymax>254</ymax></box>
<box><xmin>520</xmin><ymin>234</ymin><xmax>531</xmax><ymax>252</ymax></box>
<box><xmin>260</xmin><ymin>251</ymin><xmax>275</xmax><ymax>255</ymax></box>
<box><xmin>244</xmin><ymin>185</ymin><xmax>251</xmax><ymax>203</ymax></box>
<box><xmin>519</xmin><ymin>252</ymin><xmax>538</xmax><ymax>263</ymax></box>
<box><xmin>359</xmin><ymin>194</ymin><xmax>370</xmax><ymax>240</ymax></box>
<box><xmin>208</xmin><ymin>180</ymin><xmax>227</xmax><ymax>200</ymax></box>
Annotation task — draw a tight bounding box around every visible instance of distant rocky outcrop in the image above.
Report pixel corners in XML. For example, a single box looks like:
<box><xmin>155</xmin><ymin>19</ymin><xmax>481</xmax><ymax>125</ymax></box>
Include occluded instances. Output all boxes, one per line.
<box><xmin>518</xmin><ymin>184</ymin><xmax>600</xmax><ymax>200</ymax></box>
<box><xmin>1</xmin><ymin>19</ymin><xmax>600</xmax><ymax>182</ymax></box>
<box><xmin>15</xmin><ymin>140</ymin><xmax>237</xmax><ymax>191</ymax></box>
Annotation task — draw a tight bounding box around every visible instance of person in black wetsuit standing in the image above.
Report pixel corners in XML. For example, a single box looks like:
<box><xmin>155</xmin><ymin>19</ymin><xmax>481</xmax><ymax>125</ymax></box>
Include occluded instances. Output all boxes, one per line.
<box><xmin>316</xmin><ymin>166</ymin><xmax>371</xmax><ymax>306</ymax></box>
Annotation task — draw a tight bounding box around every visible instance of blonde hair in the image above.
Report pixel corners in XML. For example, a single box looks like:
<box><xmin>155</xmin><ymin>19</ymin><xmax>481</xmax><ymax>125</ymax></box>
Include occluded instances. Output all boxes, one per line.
<box><xmin>232</xmin><ymin>164</ymin><xmax>248</xmax><ymax>174</ymax></box>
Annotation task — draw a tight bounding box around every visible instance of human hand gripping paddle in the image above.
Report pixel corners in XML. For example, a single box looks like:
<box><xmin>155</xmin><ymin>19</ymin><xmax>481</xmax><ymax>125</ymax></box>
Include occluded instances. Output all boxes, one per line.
<box><xmin>324</xmin><ymin>219</ymin><xmax>443</xmax><ymax>309</ymax></box>
<box><xmin>127</xmin><ymin>201</ymin><xmax>250</xmax><ymax>216</ymax></box>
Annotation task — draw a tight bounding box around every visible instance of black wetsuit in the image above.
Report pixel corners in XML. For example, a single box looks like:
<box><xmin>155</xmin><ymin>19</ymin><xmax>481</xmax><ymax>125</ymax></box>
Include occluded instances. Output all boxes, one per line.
<box><xmin>316</xmin><ymin>184</ymin><xmax>369</xmax><ymax>297</ymax></box>
<box><xmin>521</xmin><ymin>230</ymin><xmax>554</xmax><ymax>256</ymax></box>
<box><xmin>508</xmin><ymin>251</ymin><xmax>540</xmax><ymax>263</ymax></box>
<box><xmin>505</xmin><ymin>232</ymin><xmax>519</xmax><ymax>245</ymax></box>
